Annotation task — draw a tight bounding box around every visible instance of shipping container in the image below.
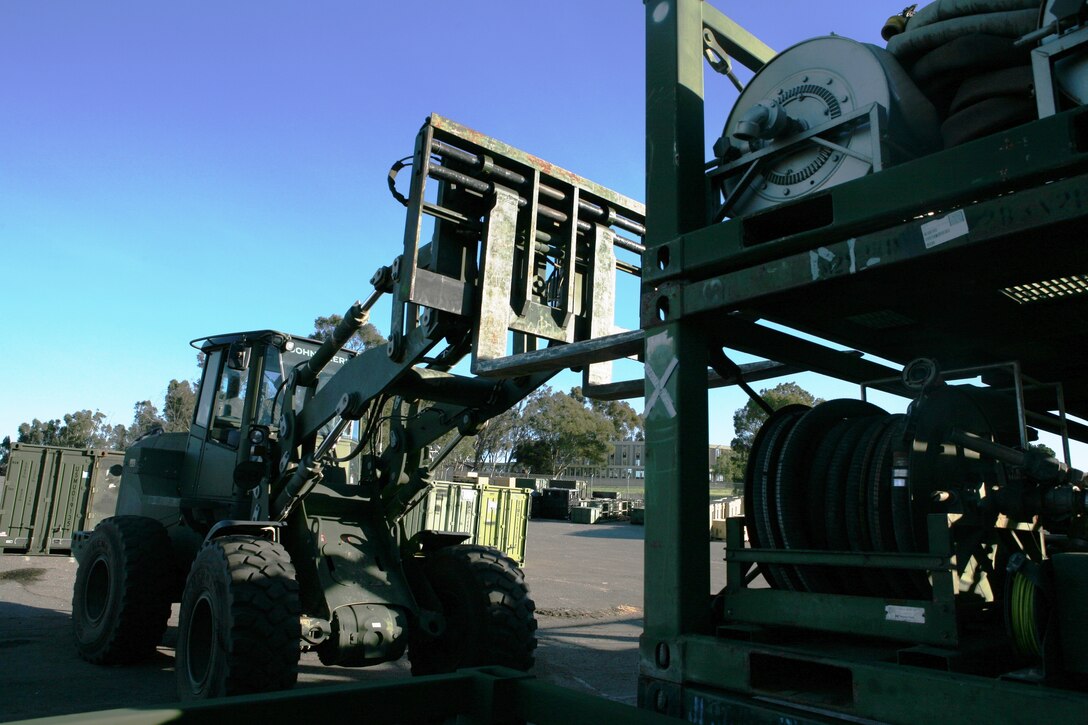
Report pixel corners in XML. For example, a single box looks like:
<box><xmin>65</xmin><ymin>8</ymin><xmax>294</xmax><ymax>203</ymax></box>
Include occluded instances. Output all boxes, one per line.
<box><xmin>549</xmin><ymin>478</ymin><xmax>588</xmax><ymax>498</ymax></box>
<box><xmin>0</xmin><ymin>444</ymin><xmax>123</xmax><ymax>555</ymax></box>
<box><xmin>571</xmin><ymin>506</ymin><xmax>602</xmax><ymax>525</ymax></box>
<box><xmin>538</xmin><ymin>488</ymin><xmax>580</xmax><ymax>520</ymax></box>
<box><xmin>515</xmin><ymin>477</ymin><xmax>548</xmax><ymax>492</ymax></box>
<box><xmin>476</xmin><ymin>484</ymin><xmax>529</xmax><ymax>563</ymax></box>
<box><xmin>403</xmin><ymin>480</ymin><xmax>529</xmax><ymax>564</ymax></box>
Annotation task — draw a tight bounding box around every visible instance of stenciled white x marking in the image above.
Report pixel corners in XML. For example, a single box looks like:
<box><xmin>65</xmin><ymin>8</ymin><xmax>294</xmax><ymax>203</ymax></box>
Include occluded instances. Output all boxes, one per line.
<box><xmin>645</xmin><ymin>357</ymin><xmax>678</xmax><ymax>417</ymax></box>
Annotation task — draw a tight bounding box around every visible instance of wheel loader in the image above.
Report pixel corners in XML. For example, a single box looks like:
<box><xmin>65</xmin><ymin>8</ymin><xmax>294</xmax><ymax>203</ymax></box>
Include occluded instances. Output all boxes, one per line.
<box><xmin>70</xmin><ymin>113</ymin><xmax>645</xmax><ymax>700</ymax></box>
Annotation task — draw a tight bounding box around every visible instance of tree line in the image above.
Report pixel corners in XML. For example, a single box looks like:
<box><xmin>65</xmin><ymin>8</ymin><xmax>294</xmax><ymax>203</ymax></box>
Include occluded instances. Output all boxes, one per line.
<box><xmin>0</xmin><ymin>380</ymin><xmax>643</xmax><ymax>480</ymax></box>
<box><xmin>433</xmin><ymin>385</ymin><xmax>644</xmax><ymax>477</ymax></box>
<box><xmin>0</xmin><ymin>380</ymin><xmax>198</xmax><ymax>474</ymax></box>
<box><xmin>447</xmin><ymin>380</ymin><xmax>816</xmax><ymax>481</ymax></box>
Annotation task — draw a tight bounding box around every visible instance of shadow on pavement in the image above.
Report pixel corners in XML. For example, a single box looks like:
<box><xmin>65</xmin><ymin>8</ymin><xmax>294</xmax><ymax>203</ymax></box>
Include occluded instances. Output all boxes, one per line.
<box><xmin>566</xmin><ymin>524</ymin><xmax>645</xmax><ymax>540</ymax></box>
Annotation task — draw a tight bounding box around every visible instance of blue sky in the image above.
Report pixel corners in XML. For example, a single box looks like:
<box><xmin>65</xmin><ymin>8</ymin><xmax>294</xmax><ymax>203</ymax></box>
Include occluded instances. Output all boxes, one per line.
<box><xmin>1</xmin><ymin>2</ymin><xmax>1079</xmax><ymax>460</ymax></box>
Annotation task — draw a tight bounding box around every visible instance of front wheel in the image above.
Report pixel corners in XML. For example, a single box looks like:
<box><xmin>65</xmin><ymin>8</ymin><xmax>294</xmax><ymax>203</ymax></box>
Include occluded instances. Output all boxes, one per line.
<box><xmin>72</xmin><ymin>516</ymin><xmax>172</xmax><ymax>664</ymax></box>
<box><xmin>409</xmin><ymin>545</ymin><xmax>537</xmax><ymax>676</ymax></box>
<box><xmin>175</xmin><ymin>535</ymin><xmax>300</xmax><ymax>700</ymax></box>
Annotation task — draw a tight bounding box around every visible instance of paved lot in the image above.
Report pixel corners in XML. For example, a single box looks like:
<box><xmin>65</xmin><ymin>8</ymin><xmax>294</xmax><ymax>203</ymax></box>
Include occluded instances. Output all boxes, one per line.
<box><xmin>0</xmin><ymin>519</ymin><xmax>731</xmax><ymax>722</ymax></box>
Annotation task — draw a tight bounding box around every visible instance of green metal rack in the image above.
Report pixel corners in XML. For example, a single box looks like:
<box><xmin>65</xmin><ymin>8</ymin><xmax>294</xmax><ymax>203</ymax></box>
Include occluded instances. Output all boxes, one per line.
<box><xmin>638</xmin><ymin>1</ymin><xmax>1088</xmax><ymax>722</ymax></box>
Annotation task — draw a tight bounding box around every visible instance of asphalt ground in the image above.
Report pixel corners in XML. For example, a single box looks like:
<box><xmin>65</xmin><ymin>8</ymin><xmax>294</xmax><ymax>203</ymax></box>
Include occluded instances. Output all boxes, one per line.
<box><xmin>0</xmin><ymin>519</ymin><xmax>731</xmax><ymax>722</ymax></box>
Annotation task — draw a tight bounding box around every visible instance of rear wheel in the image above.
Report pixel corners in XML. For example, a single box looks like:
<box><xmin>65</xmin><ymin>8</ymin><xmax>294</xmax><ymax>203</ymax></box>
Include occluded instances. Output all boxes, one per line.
<box><xmin>175</xmin><ymin>535</ymin><xmax>300</xmax><ymax>700</ymax></box>
<box><xmin>409</xmin><ymin>545</ymin><xmax>536</xmax><ymax>676</ymax></box>
<box><xmin>72</xmin><ymin>516</ymin><xmax>172</xmax><ymax>664</ymax></box>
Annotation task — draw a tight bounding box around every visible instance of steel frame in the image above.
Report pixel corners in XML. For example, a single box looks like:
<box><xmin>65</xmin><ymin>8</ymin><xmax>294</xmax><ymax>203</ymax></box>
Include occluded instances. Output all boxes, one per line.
<box><xmin>639</xmin><ymin>0</ymin><xmax>1088</xmax><ymax>721</ymax></box>
<box><xmin>20</xmin><ymin>667</ymin><xmax>676</xmax><ymax>725</ymax></box>
<box><xmin>1033</xmin><ymin>23</ymin><xmax>1088</xmax><ymax>118</ymax></box>
<box><xmin>393</xmin><ymin>114</ymin><xmax>646</xmax><ymax>390</ymax></box>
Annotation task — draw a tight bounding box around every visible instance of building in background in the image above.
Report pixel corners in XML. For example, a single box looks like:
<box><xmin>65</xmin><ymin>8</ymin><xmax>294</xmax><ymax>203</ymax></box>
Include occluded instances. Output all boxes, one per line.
<box><xmin>563</xmin><ymin>440</ymin><xmax>733</xmax><ymax>481</ymax></box>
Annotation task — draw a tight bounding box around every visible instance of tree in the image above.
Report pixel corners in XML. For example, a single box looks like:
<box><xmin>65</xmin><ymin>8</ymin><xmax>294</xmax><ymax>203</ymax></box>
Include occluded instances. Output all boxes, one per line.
<box><xmin>17</xmin><ymin>418</ymin><xmax>62</xmax><ymax>446</ymax></box>
<box><xmin>711</xmin><ymin>453</ymin><xmax>738</xmax><ymax>484</ymax></box>
<box><xmin>0</xmin><ymin>436</ymin><xmax>10</xmax><ymax>476</ymax></box>
<box><xmin>104</xmin><ymin>424</ymin><xmax>129</xmax><ymax>450</ymax></box>
<box><xmin>471</xmin><ymin>405</ymin><xmax>524</xmax><ymax>472</ymax></box>
<box><xmin>312</xmin><ymin>314</ymin><xmax>387</xmax><ymax>352</ymax></box>
<box><xmin>510</xmin><ymin>439</ymin><xmax>554</xmax><ymax>474</ymax></box>
<box><xmin>8</xmin><ymin>369</ymin><xmax>198</xmax><ymax>454</ymax></box>
<box><xmin>15</xmin><ymin>411</ymin><xmax>116</xmax><ymax>450</ymax></box>
<box><xmin>511</xmin><ymin>387</ymin><xmax>615</xmax><ymax>476</ymax></box>
<box><xmin>730</xmin><ymin>382</ymin><xmax>823</xmax><ymax>474</ymax></box>
<box><xmin>427</xmin><ymin>428</ymin><xmax>477</xmax><ymax>472</ymax></box>
<box><xmin>57</xmin><ymin>410</ymin><xmax>113</xmax><ymax>448</ymax></box>
<box><xmin>127</xmin><ymin>400</ymin><xmax>166</xmax><ymax>442</ymax></box>
<box><xmin>426</xmin><ymin>390</ymin><xmax>542</xmax><ymax>475</ymax></box>
<box><xmin>162</xmin><ymin>379</ymin><xmax>197</xmax><ymax>433</ymax></box>
<box><xmin>571</xmin><ymin>387</ymin><xmax>644</xmax><ymax>441</ymax></box>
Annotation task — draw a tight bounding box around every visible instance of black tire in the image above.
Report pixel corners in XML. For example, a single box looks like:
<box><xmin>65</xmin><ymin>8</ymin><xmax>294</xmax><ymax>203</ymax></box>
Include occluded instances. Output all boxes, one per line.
<box><xmin>175</xmin><ymin>535</ymin><xmax>300</xmax><ymax>700</ymax></box>
<box><xmin>72</xmin><ymin>516</ymin><xmax>173</xmax><ymax>665</ymax></box>
<box><xmin>749</xmin><ymin>406</ymin><xmax>809</xmax><ymax>592</ymax></box>
<box><xmin>409</xmin><ymin>545</ymin><xmax>536</xmax><ymax>676</ymax></box>
<box><xmin>776</xmin><ymin>399</ymin><xmax>885</xmax><ymax>593</ymax></box>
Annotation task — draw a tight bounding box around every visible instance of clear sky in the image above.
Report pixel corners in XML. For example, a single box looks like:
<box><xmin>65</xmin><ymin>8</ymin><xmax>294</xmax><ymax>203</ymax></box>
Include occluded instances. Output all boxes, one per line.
<box><xmin>1</xmin><ymin>1</ymin><xmax>1081</xmax><ymax>461</ymax></box>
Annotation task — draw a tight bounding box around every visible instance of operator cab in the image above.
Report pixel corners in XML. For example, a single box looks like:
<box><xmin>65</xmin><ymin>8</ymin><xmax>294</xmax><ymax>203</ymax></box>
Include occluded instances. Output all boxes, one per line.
<box><xmin>185</xmin><ymin>331</ymin><xmax>355</xmax><ymax>507</ymax></box>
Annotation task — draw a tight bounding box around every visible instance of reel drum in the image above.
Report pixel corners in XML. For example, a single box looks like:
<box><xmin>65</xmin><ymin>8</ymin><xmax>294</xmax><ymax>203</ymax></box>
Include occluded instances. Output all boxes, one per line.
<box><xmin>717</xmin><ymin>36</ymin><xmax>940</xmax><ymax>216</ymax></box>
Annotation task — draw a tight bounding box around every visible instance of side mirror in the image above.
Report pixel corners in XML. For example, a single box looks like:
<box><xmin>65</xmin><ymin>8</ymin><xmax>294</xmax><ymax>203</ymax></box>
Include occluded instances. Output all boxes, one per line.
<box><xmin>227</xmin><ymin>342</ymin><xmax>250</xmax><ymax>372</ymax></box>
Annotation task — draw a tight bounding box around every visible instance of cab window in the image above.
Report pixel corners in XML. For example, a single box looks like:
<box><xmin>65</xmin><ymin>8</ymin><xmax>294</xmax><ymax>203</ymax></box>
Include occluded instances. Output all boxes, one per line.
<box><xmin>193</xmin><ymin>350</ymin><xmax>223</xmax><ymax>429</ymax></box>
<box><xmin>256</xmin><ymin>344</ymin><xmax>284</xmax><ymax>427</ymax></box>
<box><xmin>211</xmin><ymin>362</ymin><xmax>248</xmax><ymax>448</ymax></box>
<box><xmin>264</xmin><ymin>339</ymin><xmax>355</xmax><ymax>440</ymax></box>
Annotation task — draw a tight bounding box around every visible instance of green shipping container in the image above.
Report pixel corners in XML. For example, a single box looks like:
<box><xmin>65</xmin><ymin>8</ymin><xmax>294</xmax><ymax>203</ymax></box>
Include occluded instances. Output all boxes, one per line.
<box><xmin>0</xmin><ymin>444</ymin><xmax>124</xmax><ymax>555</ymax></box>
<box><xmin>571</xmin><ymin>506</ymin><xmax>602</xmax><ymax>524</ymax></box>
<box><xmin>476</xmin><ymin>484</ymin><xmax>529</xmax><ymax>563</ymax></box>
<box><xmin>514</xmin><ymin>477</ymin><xmax>547</xmax><ymax>491</ymax></box>
<box><xmin>408</xmin><ymin>482</ymin><xmax>479</xmax><ymax>533</ymax></box>
<box><xmin>403</xmin><ymin>481</ymin><xmax>529</xmax><ymax>564</ymax></box>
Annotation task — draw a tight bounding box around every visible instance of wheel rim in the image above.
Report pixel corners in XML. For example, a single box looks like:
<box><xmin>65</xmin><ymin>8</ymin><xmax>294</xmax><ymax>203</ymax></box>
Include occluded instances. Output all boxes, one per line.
<box><xmin>84</xmin><ymin>556</ymin><xmax>111</xmax><ymax>624</ymax></box>
<box><xmin>186</xmin><ymin>593</ymin><xmax>215</xmax><ymax>690</ymax></box>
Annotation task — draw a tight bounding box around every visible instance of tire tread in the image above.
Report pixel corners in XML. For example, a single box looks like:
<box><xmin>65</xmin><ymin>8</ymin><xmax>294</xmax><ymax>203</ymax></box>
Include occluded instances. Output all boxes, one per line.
<box><xmin>176</xmin><ymin>535</ymin><xmax>300</xmax><ymax>699</ymax></box>
<box><xmin>409</xmin><ymin>544</ymin><xmax>536</xmax><ymax>676</ymax></box>
<box><xmin>73</xmin><ymin>515</ymin><xmax>172</xmax><ymax>665</ymax></box>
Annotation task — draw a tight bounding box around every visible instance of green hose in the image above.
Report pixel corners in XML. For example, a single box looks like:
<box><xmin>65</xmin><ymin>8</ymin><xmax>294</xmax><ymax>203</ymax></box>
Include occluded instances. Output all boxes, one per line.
<box><xmin>1008</xmin><ymin>570</ymin><xmax>1041</xmax><ymax>656</ymax></box>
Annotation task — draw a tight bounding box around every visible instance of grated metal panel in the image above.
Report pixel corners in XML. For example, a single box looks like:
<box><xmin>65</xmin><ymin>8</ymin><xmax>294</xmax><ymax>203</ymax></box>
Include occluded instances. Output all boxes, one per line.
<box><xmin>1001</xmin><ymin>275</ymin><xmax>1088</xmax><ymax>304</ymax></box>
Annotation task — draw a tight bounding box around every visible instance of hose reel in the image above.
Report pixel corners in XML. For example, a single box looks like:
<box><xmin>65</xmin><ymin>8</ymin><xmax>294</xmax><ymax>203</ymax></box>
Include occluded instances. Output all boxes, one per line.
<box><xmin>712</xmin><ymin>35</ymin><xmax>940</xmax><ymax>217</ymax></box>
<box><xmin>1005</xmin><ymin>553</ymin><xmax>1050</xmax><ymax>657</ymax></box>
<box><xmin>710</xmin><ymin>0</ymin><xmax>1088</xmax><ymax>218</ymax></box>
<box><xmin>743</xmin><ymin>381</ymin><xmax>1026</xmax><ymax>601</ymax></box>
<box><xmin>742</xmin><ymin>360</ymin><xmax>1088</xmax><ymax>668</ymax></box>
